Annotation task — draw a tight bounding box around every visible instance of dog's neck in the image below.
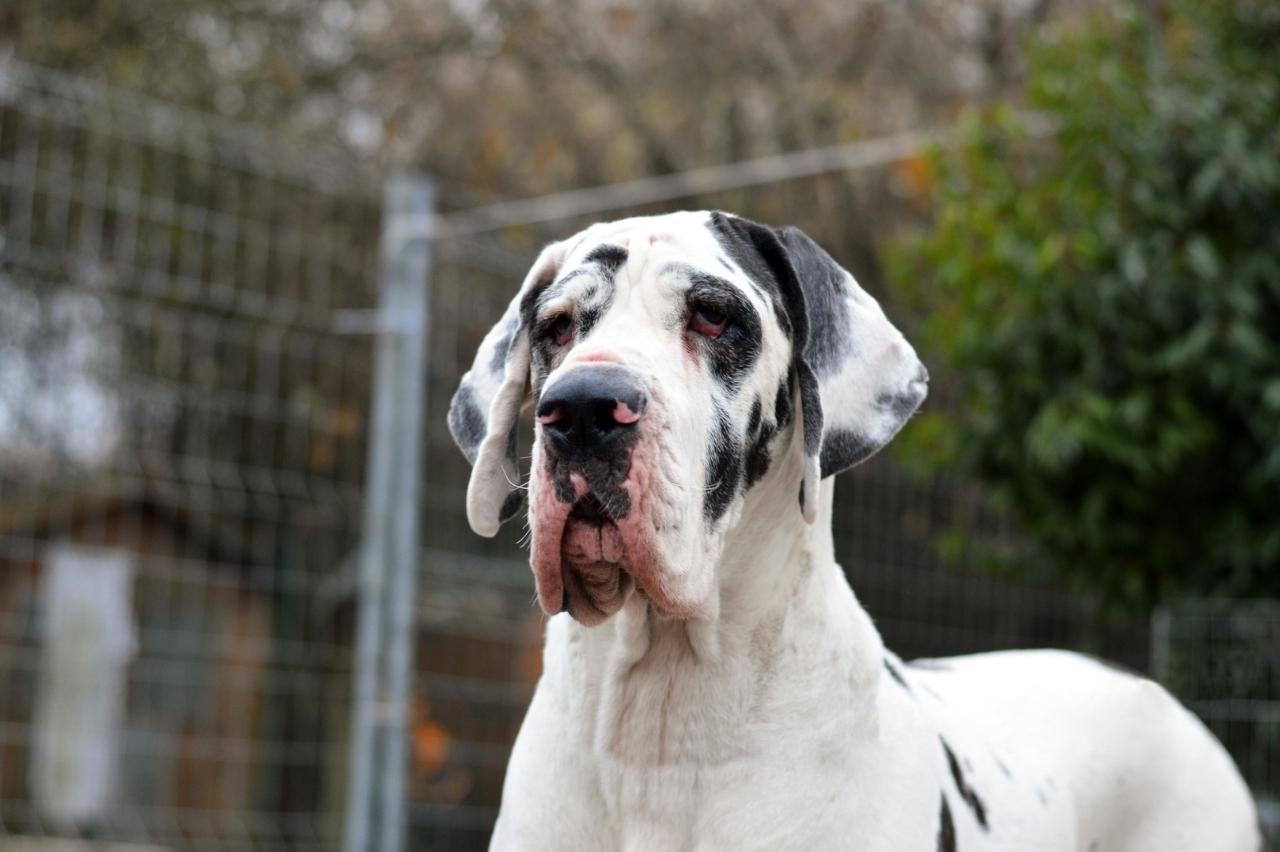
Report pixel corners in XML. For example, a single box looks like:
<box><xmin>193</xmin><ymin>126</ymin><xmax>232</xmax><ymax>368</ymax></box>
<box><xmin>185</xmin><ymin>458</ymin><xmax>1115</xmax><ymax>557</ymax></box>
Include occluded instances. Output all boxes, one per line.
<box><xmin>549</xmin><ymin>449</ymin><xmax>885</xmax><ymax>767</ymax></box>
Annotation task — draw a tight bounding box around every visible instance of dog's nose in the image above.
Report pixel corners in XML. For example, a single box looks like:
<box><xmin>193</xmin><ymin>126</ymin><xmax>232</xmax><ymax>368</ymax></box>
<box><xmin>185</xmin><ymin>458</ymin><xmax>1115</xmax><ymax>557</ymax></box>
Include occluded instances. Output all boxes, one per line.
<box><xmin>536</xmin><ymin>366</ymin><xmax>646</xmax><ymax>456</ymax></box>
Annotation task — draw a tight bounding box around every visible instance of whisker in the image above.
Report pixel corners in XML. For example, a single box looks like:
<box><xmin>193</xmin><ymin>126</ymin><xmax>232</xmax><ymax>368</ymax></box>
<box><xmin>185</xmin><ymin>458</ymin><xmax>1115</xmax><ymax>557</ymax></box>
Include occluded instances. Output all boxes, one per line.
<box><xmin>502</xmin><ymin>468</ymin><xmax>529</xmax><ymax>490</ymax></box>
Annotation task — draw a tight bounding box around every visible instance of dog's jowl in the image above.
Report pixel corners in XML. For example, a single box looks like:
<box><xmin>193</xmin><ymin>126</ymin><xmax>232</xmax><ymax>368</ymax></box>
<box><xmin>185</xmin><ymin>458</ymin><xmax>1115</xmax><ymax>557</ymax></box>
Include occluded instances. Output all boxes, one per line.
<box><xmin>448</xmin><ymin>211</ymin><xmax>1261</xmax><ymax>852</ymax></box>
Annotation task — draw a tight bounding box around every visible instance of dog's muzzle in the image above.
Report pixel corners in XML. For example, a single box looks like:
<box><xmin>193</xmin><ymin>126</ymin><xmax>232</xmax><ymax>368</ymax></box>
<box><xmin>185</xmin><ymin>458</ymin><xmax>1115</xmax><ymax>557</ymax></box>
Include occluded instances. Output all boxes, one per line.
<box><xmin>532</xmin><ymin>365</ymin><xmax>649</xmax><ymax>624</ymax></box>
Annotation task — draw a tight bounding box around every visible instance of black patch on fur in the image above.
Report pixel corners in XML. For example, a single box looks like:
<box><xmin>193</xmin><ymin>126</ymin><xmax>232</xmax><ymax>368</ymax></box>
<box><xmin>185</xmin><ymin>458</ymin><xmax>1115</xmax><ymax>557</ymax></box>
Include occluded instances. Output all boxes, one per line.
<box><xmin>995</xmin><ymin>758</ymin><xmax>1012</xmax><ymax>779</ymax></box>
<box><xmin>584</xmin><ymin>243</ymin><xmax>628</xmax><ymax>276</ymax></box>
<box><xmin>884</xmin><ymin>658</ymin><xmax>912</xmax><ymax>693</ymax></box>
<box><xmin>937</xmin><ymin>795</ymin><xmax>956</xmax><ymax>852</ymax></box>
<box><xmin>499</xmin><ymin>490</ymin><xmax>525</xmax><ymax>523</ymax></box>
<box><xmin>531</xmin><ymin>361</ymin><xmax>551</xmax><ymax>400</ymax></box>
<box><xmin>773</xmin><ymin>226</ymin><xmax>853</xmax><ymax>378</ymax></box>
<box><xmin>545</xmin><ymin>453</ymin><xmax>633</xmax><ymax>519</ymax></box>
<box><xmin>877</xmin><ymin>387</ymin><xmax>923</xmax><ymax>424</ymax></box>
<box><xmin>704</xmin><ymin>404</ymin><xmax>743</xmax><ymax>521</ymax></box>
<box><xmin>941</xmin><ymin>737</ymin><xmax>988</xmax><ymax>830</ymax></box>
<box><xmin>819</xmin><ymin>428</ymin><xmax>879</xmax><ymax>477</ymax></box>
<box><xmin>873</xmin><ymin>370</ymin><xmax>927</xmax><ymax>432</ymax></box>
<box><xmin>744</xmin><ymin>395</ymin><xmax>777</xmax><ymax>488</ymax></box>
<box><xmin>488</xmin><ymin>311</ymin><xmax>520</xmax><ymax>374</ymax></box>
<box><xmin>447</xmin><ymin>380</ymin><xmax>486</xmax><ymax>463</ymax></box>
<box><xmin>577</xmin><ymin>282</ymin><xmax>612</xmax><ymax>339</ymax></box>
<box><xmin>773</xmin><ymin>376</ymin><xmax>793</xmax><ymax>430</ymax></box>
<box><xmin>549</xmin><ymin>455</ymin><xmax>577</xmax><ymax>505</ymax></box>
<box><xmin>519</xmin><ymin>264</ymin><xmax>559</xmax><ymax>335</ymax></box>
<box><xmin>522</xmin><ymin>269</ymin><xmax>559</xmax><ymax>400</ymax></box>
<box><xmin>746</xmin><ymin>395</ymin><xmax>762</xmax><ymax>436</ymax></box>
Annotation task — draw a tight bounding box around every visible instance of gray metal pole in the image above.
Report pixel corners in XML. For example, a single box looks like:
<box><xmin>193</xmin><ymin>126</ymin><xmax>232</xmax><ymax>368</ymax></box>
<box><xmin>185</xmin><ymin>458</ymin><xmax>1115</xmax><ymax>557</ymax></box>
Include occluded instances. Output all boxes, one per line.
<box><xmin>376</xmin><ymin>174</ymin><xmax>433</xmax><ymax>852</ymax></box>
<box><xmin>343</xmin><ymin>172</ymin><xmax>434</xmax><ymax>852</ymax></box>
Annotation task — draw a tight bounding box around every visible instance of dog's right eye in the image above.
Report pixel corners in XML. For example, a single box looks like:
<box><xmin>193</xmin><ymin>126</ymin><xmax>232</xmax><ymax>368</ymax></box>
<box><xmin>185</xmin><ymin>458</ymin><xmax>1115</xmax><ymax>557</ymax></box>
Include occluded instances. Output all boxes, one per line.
<box><xmin>544</xmin><ymin>315</ymin><xmax>574</xmax><ymax>347</ymax></box>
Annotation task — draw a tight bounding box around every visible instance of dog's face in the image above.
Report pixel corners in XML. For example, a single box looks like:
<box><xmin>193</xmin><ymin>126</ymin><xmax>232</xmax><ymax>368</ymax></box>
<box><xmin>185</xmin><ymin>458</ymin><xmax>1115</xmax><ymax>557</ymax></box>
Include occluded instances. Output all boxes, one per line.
<box><xmin>449</xmin><ymin>212</ymin><xmax>926</xmax><ymax>625</ymax></box>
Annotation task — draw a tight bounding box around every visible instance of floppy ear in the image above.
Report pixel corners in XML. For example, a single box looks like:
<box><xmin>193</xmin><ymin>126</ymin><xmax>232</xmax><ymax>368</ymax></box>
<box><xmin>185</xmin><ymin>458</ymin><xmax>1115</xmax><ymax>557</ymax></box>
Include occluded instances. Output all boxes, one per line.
<box><xmin>448</xmin><ymin>240</ymin><xmax>568</xmax><ymax>537</ymax></box>
<box><xmin>709</xmin><ymin>214</ymin><xmax>928</xmax><ymax>522</ymax></box>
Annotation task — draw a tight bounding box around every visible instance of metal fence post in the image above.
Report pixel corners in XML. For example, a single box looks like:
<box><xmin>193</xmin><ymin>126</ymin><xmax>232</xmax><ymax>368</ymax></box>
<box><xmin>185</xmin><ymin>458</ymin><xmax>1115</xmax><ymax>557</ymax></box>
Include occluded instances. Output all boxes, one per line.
<box><xmin>344</xmin><ymin>172</ymin><xmax>434</xmax><ymax>852</ymax></box>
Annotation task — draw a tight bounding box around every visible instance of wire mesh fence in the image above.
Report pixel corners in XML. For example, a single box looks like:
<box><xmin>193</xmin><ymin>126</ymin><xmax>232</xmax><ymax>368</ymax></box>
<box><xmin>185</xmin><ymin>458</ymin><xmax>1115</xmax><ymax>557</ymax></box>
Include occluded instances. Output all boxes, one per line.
<box><xmin>0</xmin><ymin>58</ymin><xmax>383</xmax><ymax>851</ymax></box>
<box><xmin>0</xmin><ymin>57</ymin><xmax>1275</xmax><ymax>852</ymax></box>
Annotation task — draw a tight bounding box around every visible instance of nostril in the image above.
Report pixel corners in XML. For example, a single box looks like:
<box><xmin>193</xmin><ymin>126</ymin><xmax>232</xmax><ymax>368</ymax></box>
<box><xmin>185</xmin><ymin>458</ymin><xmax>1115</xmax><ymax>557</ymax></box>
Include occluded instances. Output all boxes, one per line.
<box><xmin>612</xmin><ymin>400</ymin><xmax>642</xmax><ymax>425</ymax></box>
<box><xmin>536</xmin><ymin>406</ymin><xmax>567</xmax><ymax>427</ymax></box>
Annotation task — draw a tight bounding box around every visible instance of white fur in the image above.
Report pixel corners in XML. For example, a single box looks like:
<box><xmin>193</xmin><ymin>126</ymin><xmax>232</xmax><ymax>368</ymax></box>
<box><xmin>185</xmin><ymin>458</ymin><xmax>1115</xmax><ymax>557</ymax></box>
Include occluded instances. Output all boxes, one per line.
<box><xmin>464</xmin><ymin>213</ymin><xmax>1260</xmax><ymax>852</ymax></box>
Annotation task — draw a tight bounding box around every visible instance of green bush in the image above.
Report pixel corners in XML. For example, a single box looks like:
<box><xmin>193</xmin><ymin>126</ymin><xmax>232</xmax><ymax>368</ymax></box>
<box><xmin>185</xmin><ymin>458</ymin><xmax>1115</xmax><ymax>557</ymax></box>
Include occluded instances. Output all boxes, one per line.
<box><xmin>888</xmin><ymin>0</ymin><xmax>1280</xmax><ymax>608</ymax></box>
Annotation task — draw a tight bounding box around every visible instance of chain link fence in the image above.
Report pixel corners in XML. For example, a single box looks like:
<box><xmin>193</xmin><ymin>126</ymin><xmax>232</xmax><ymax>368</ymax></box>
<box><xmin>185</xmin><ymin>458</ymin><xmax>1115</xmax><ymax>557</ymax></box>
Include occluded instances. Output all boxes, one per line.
<box><xmin>0</xmin><ymin>59</ymin><xmax>1274</xmax><ymax>852</ymax></box>
<box><xmin>0</xmin><ymin>58</ymin><xmax>383</xmax><ymax>851</ymax></box>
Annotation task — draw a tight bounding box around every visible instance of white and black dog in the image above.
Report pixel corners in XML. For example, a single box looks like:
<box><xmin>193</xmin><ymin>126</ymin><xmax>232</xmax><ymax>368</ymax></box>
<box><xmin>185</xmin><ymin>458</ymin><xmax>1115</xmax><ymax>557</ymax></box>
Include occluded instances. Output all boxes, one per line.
<box><xmin>448</xmin><ymin>212</ymin><xmax>1260</xmax><ymax>851</ymax></box>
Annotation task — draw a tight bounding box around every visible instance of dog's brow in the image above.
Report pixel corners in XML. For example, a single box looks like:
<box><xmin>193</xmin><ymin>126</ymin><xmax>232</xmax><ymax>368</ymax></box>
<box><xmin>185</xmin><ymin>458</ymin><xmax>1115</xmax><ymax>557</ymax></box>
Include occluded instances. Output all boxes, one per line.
<box><xmin>549</xmin><ymin>268</ymin><xmax>591</xmax><ymax>291</ymax></box>
<box><xmin>662</xmin><ymin>262</ymin><xmax>755</xmax><ymax>304</ymax></box>
<box><xmin>661</xmin><ymin>261</ymin><xmax>721</xmax><ymax>285</ymax></box>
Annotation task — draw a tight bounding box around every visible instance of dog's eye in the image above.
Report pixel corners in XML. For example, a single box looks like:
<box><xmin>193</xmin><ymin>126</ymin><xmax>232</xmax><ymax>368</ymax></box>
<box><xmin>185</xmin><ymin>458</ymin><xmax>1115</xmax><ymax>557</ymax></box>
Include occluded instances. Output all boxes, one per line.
<box><xmin>689</xmin><ymin>306</ymin><xmax>728</xmax><ymax>338</ymax></box>
<box><xmin>545</xmin><ymin>315</ymin><xmax>574</xmax><ymax>346</ymax></box>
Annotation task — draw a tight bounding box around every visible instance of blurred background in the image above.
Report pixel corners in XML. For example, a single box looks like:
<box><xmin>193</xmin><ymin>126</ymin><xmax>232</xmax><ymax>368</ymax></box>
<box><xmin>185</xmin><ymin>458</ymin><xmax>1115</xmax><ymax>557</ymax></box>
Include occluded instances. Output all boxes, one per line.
<box><xmin>0</xmin><ymin>0</ymin><xmax>1276</xmax><ymax>850</ymax></box>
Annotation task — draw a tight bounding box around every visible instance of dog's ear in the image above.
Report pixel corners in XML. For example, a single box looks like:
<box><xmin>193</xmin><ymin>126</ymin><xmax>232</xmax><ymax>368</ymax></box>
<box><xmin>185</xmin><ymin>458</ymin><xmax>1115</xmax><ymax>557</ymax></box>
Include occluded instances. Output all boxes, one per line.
<box><xmin>709</xmin><ymin>213</ymin><xmax>927</xmax><ymax>522</ymax></box>
<box><xmin>448</xmin><ymin>240</ymin><xmax>568</xmax><ymax>537</ymax></box>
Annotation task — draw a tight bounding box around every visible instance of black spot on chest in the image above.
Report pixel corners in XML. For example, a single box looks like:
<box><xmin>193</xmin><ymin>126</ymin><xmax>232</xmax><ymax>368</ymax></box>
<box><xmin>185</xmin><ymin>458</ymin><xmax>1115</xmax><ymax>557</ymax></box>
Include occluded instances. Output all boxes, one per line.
<box><xmin>884</xmin><ymin>658</ymin><xmax>912</xmax><ymax>695</ymax></box>
<box><xmin>937</xmin><ymin>794</ymin><xmax>956</xmax><ymax>852</ymax></box>
<box><xmin>941</xmin><ymin>737</ymin><xmax>989</xmax><ymax>830</ymax></box>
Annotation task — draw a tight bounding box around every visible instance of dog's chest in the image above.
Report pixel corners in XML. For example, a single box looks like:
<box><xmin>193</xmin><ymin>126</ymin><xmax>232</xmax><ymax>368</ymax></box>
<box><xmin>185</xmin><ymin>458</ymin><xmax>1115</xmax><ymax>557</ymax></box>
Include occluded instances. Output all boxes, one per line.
<box><xmin>583</xmin><ymin>657</ymin><xmax>932</xmax><ymax>850</ymax></box>
<box><xmin>587</xmin><ymin>713</ymin><xmax>942</xmax><ymax>852</ymax></box>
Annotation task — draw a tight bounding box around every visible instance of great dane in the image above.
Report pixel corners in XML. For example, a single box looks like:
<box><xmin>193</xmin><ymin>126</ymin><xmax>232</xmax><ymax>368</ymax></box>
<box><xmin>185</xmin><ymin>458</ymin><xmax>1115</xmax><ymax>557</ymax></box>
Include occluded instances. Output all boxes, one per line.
<box><xmin>448</xmin><ymin>211</ymin><xmax>1260</xmax><ymax>851</ymax></box>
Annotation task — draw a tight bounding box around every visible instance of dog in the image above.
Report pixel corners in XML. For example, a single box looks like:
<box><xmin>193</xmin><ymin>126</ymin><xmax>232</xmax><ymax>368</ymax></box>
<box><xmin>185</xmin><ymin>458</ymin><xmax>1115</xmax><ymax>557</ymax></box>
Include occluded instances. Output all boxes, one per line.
<box><xmin>448</xmin><ymin>211</ymin><xmax>1261</xmax><ymax>851</ymax></box>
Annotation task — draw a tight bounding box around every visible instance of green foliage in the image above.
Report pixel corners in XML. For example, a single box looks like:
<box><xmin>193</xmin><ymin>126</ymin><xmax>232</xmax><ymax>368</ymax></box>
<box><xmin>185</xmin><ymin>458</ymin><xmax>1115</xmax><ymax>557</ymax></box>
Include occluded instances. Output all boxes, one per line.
<box><xmin>889</xmin><ymin>0</ymin><xmax>1280</xmax><ymax>608</ymax></box>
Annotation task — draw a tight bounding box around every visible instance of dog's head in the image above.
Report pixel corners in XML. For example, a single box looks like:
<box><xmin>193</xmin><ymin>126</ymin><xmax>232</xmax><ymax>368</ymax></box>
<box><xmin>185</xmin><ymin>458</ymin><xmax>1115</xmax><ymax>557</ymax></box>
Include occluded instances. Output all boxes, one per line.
<box><xmin>449</xmin><ymin>212</ymin><xmax>926</xmax><ymax>625</ymax></box>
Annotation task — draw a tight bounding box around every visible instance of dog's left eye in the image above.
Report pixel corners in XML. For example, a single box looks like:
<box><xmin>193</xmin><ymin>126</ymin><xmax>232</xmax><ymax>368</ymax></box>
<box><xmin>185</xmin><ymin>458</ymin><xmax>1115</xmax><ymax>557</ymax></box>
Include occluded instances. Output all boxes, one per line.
<box><xmin>690</xmin><ymin>306</ymin><xmax>728</xmax><ymax>338</ymax></box>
